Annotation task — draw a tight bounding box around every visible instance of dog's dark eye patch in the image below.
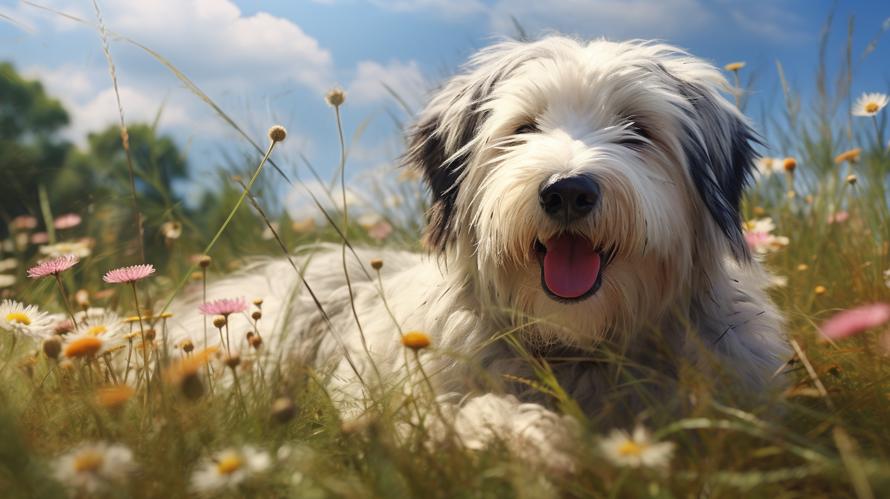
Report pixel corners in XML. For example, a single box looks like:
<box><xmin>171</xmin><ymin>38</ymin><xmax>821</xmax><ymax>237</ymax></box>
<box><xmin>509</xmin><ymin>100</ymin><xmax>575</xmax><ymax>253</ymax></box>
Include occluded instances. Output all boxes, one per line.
<box><xmin>515</xmin><ymin>122</ymin><xmax>540</xmax><ymax>135</ymax></box>
<box><xmin>616</xmin><ymin>118</ymin><xmax>651</xmax><ymax>148</ymax></box>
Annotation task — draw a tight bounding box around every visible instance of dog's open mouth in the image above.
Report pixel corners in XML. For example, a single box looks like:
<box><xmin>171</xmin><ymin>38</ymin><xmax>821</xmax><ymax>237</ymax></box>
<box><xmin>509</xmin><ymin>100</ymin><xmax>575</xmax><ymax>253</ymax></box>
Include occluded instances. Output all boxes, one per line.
<box><xmin>534</xmin><ymin>234</ymin><xmax>607</xmax><ymax>302</ymax></box>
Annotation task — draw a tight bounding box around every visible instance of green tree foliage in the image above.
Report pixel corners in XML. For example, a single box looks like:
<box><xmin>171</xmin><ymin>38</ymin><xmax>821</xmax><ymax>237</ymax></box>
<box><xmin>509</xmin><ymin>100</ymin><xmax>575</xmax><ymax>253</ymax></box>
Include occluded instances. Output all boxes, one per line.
<box><xmin>0</xmin><ymin>62</ymin><xmax>70</xmax><ymax>220</ymax></box>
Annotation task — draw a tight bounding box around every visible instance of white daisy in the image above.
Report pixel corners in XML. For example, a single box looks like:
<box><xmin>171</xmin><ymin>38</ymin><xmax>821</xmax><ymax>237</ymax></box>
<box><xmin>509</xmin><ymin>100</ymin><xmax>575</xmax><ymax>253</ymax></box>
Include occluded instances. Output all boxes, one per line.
<box><xmin>0</xmin><ymin>299</ymin><xmax>54</xmax><ymax>339</ymax></box>
<box><xmin>74</xmin><ymin>308</ymin><xmax>125</xmax><ymax>339</ymax></box>
<box><xmin>52</xmin><ymin>442</ymin><xmax>135</xmax><ymax>494</ymax></box>
<box><xmin>191</xmin><ymin>446</ymin><xmax>272</xmax><ymax>494</ymax></box>
<box><xmin>0</xmin><ymin>257</ymin><xmax>18</xmax><ymax>272</ymax></box>
<box><xmin>754</xmin><ymin>157</ymin><xmax>777</xmax><ymax>179</ymax></box>
<box><xmin>852</xmin><ymin>92</ymin><xmax>889</xmax><ymax>117</ymax></box>
<box><xmin>39</xmin><ymin>240</ymin><xmax>92</xmax><ymax>259</ymax></box>
<box><xmin>61</xmin><ymin>331</ymin><xmax>127</xmax><ymax>360</ymax></box>
<box><xmin>600</xmin><ymin>425</ymin><xmax>675</xmax><ymax>470</ymax></box>
<box><xmin>0</xmin><ymin>274</ymin><xmax>15</xmax><ymax>288</ymax></box>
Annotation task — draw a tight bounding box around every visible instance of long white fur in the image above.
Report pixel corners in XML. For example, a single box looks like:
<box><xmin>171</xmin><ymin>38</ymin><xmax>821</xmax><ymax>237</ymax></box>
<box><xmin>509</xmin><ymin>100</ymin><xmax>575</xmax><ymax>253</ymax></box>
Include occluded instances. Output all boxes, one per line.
<box><xmin>170</xmin><ymin>37</ymin><xmax>790</xmax><ymax>467</ymax></box>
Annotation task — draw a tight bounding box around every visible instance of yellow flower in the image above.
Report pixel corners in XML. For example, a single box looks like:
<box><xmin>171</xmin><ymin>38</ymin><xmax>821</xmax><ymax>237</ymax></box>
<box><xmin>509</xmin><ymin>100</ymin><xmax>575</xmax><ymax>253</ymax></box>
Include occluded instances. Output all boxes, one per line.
<box><xmin>64</xmin><ymin>336</ymin><xmax>103</xmax><ymax>358</ymax></box>
<box><xmin>724</xmin><ymin>61</ymin><xmax>746</xmax><ymax>72</ymax></box>
<box><xmin>401</xmin><ymin>331</ymin><xmax>431</xmax><ymax>350</ymax></box>
<box><xmin>95</xmin><ymin>385</ymin><xmax>135</xmax><ymax>409</ymax></box>
<box><xmin>834</xmin><ymin>148</ymin><xmax>861</xmax><ymax>165</ymax></box>
<box><xmin>814</xmin><ymin>285</ymin><xmax>827</xmax><ymax>296</ymax></box>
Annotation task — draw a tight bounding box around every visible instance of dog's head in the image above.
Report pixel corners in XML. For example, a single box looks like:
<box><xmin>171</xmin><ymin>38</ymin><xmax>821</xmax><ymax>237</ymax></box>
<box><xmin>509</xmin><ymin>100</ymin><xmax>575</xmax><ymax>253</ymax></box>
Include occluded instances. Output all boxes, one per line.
<box><xmin>405</xmin><ymin>37</ymin><xmax>757</xmax><ymax>347</ymax></box>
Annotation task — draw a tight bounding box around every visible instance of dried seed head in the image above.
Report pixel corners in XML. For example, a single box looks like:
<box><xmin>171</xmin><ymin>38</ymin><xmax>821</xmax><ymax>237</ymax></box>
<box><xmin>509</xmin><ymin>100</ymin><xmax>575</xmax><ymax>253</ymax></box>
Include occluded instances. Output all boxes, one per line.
<box><xmin>95</xmin><ymin>384</ymin><xmax>135</xmax><ymax>410</ymax></box>
<box><xmin>43</xmin><ymin>337</ymin><xmax>62</xmax><ymax>359</ymax></box>
<box><xmin>144</xmin><ymin>328</ymin><xmax>157</xmax><ymax>341</ymax></box>
<box><xmin>325</xmin><ymin>88</ymin><xmax>346</xmax><ymax>107</ymax></box>
<box><xmin>181</xmin><ymin>339</ymin><xmax>195</xmax><ymax>353</ymax></box>
<box><xmin>196</xmin><ymin>255</ymin><xmax>212</xmax><ymax>269</ymax></box>
<box><xmin>252</xmin><ymin>298</ymin><xmax>263</xmax><ymax>308</ymax></box>
<box><xmin>846</xmin><ymin>174</ymin><xmax>858</xmax><ymax>185</ymax></box>
<box><xmin>224</xmin><ymin>354</ymin><xmax>241</xmax><ymax>369</ymax></box>
<box><xmin>370</xmin><ymin>258</ymin><xmax>383</xmax><ymax>270</ymax></box>
<box><xmin>213</xmin><ymin>315</ymin><xmax>227</xmax><ymax>329</ymax></box>
<box><xmin>271</xmin><ymin>397</ymin><xmax>297</xmax><ymax>423</ymax></box>
<box><xmin>181</xmin><ymin>372</ymin><xmax>205</xmax><ymax>400</ymax></box>
<box><xmin>268</xmin><ymin>125</ymin><xmax>287</xmax><ymax>143</ymax></box>
<box><xmin>251</xmin><ymin>311</ymin><xmax>262</xmax><ymax>321</ymax></box>
<box><xmin>782</xmin><ymin>157</ymin><xmax>797</xmax><ymax>172</ymax></box>
<box><xmin>249</xmin><ymin>335</ymin><xmax>263</xmax><ymax>349</ymax></box>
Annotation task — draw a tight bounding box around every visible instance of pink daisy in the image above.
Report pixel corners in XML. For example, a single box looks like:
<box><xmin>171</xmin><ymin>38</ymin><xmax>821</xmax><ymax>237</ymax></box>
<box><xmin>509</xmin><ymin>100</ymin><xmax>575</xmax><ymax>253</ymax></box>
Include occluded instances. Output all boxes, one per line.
<box><xmin>103</xmin><ymin>264</ymin><xmax>156</xmax><ymax>284</ymax></box>
<box><xmin>53</xmin><ymin>213</ymin><xmax>82</xmax><ymax>230</ymax></box>
<box><xmin>11</xmin><ymin>215</ymin><xmax>38</xmax><ymax>231</ymax></box>
<box><xmin>199</xmin><ymin>297</ymin><xmax>248</xmax><ymax>316</ymax></box>
<box><xmin>820</xmin><ymin>303</ymin><xmax>890</xmax><ymax>341</ymax></box>
<box><xmin>30</xmin><ymin>232</ymin><xmax>49</xmax><ymax>244</ymax></box>
<box><xmin>27</xmin><ymin>255</ymin><xmax>80</xmax><ymax>279</ymax></box>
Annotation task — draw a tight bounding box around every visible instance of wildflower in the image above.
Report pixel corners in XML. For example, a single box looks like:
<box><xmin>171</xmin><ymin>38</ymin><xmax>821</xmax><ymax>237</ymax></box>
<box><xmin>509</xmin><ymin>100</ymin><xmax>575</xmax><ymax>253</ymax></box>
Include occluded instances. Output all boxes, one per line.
<box><xmin>820</xmin><ymin>303</ymin><xmax>890</xmax><ymax>341</ymax></box>
<box><xmin>62</xmin><ymin>333</ymin><xmax>112</xmax><ymax>359</ymax></box>
<box><xmin>797</xmin><ymin>263</ymin><xmax>809</xmax><ymax>272</ymax></box>
<box><xmin>743</xmin><ymin>218</ymin><xmax>789</xmax><ymax>255</ymax></box>
<box><xmin>852</xmin><ymin>92</ymin><xmax>889</xmax><ymax>117</ymax></box>
<box><xmin>164</xmin><ymin>347</ymin><xmax>216</xmax><ymax>399</ymax></box>
<box><xmin>291</xmin><ymin>217</ymin><xmax>316</xmax><ymax>235</ymax></box>
<box><xmin>325</xmin><ymin>88</ymin><xmax>346</xmax><ymax>107</ymax></box>
<box><xmin>52</xmin><ymin>442</ymin><xmax>135</xmax><ymax>494</ymax></box>
<box><xmin>252</xmin><ymin>298</ymin><xmax>263</xmax><ymax>308</ymax></box>
<box><xmin>53</xmin><ymin>213</ymin><xmax>82</xmax><ymax>230</ymax></box>
<box><xmin>103</xmin><ymin>264</ymin><xmax>156</xmax><ymax>284</ymax></box>
<box><xmin>827</xmin><ymin>211</ymin><xmax>849</xmax><ymax>224</ymax></box>
<box><xmin>368</xmin><ymin>220</ymin><xmax>394</xmax><ymax>241</ymax></box>
<box><xmin>191</xmin><ymin>446</ymin><xmax>271</xmax><ymax>494</ymax></box>
<box><xmin>160</xmin><ymin>221</ymin><xmax>182</xmax><ymax>241</ymax></box>
<box><xmin>814</xmin><ymin>285</ymin><xmax>827</xmax><ymax>296</ymax></box>
<box><xmin>401</xmin><ymin>331</ymin><xmax>431</xmax><ymax>350</ymax></box>
<box><xmin>834</xmin><ymin>148</ymin><xmax>862</xmax><ymax>165</ymax></box>
<box><xmin>782</xmin><ymin>157</ymin><xmax>797</xmax><ymax>172</ymax></box>
<box><xmin>199</xmin><ymin>297</ymin><xmax>247</xmax><ymax>316</ymax></box>
<box><xmin>600</xmin><ymin>425</ymin><xmax>675</xmax><ymax>470</ymax></box>
<box><xmin>754</xmin><ymin>157</ymin><xmax>776</xmax><ymax>179</ymax></box>
<box><xmin>0</xmin><ymin>275</ymin><xmax>15</xmax><ymax>288</ymax></box>
<box><xmin>724</xmin><ymin>61</ymin><xmax>746</xmax><ymax>72</ymax></box>
<box><xmin>30</xmin><ymin>232</ymin><xmax>49</xmax><ymax>244</ymax></box>
<box><xmin>768</xmin><ymin>275</ymin><xmax>788</xmax><ymax>288</ymax></box>
<box><xmin>0</xmin><ymin>300</ymin><xmax>53</xmax><ymax>339</ymax></box>
<box><xmin>11</xmin><ymin>215</ymin><xmax>38</xmax><ymax>231</ymax></box>
<box><xmin>179</xmin><ymin>338</ymin><xmax>195</xmax><ymax>353</ymax></box>
<box><xmin>40</xmin><ymin>240</ymin><xmax>92</xmax><ymax>259</ymax></box>
<box><xmin>75</xmin><ymin>309</ymin><xmax>124</xmax><ymax>340</ymax></box>
<box><xmin>192</xmin><ymin>254</ymin><xmax>212</xmax><ymax>269</ymax></box>
<box><xmin>884</xmin><ymin>269</ymin><xmax>890</xmax><ymax>288</ymax></box>
<box><xmin>846</xmin><ymin>174</ymin><xmax>858</xmax><ymax>185</ymax></box>
<box><xmin>27</xmin><ymin>254</ymin><xmax>79</xmax><ymax>279</ymax></box>
<box><xmin>268</xmin><ymin>125</ymin><xmax>287</xmax><ymax>143</ymax></box>
<box><xmin>95</xmin><ymin>384</ymin><xmax>136</xmax><ymax>410</ymax></box>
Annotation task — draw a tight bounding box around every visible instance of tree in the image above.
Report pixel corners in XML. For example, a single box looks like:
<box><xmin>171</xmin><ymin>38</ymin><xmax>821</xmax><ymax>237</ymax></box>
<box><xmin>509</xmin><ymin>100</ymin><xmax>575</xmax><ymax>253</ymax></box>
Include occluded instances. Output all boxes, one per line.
<box><xmin>0</xmin><ymin>62</ymin><xmax>71</xmax><ymax>224</ymax></box>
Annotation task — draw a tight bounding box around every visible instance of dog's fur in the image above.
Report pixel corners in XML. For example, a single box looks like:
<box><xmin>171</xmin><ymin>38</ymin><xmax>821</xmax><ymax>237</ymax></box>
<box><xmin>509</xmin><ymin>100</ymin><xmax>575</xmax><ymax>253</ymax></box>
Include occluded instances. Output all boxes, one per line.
<box><xmin>173</xmin><ymin>36</ymin><xmax>790</xmax><ymax>462</ymax></box>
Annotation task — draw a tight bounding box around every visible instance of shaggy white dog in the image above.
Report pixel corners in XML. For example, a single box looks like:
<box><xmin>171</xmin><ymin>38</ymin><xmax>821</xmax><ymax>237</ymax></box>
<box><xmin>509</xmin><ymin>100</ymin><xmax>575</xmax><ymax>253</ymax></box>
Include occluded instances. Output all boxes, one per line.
<box><xmin>173</xmin><ymin>36</ymin><xmax>790</xmax><ymax>463</ymax></box>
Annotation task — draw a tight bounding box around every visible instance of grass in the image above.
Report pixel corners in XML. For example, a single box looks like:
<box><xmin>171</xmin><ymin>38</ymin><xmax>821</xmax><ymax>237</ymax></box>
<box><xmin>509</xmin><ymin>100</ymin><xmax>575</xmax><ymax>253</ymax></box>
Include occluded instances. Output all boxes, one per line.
<box><xmin>2</xmin><ymin>7</ymin><xmax>890</xmax><ymax>499</ymax></box>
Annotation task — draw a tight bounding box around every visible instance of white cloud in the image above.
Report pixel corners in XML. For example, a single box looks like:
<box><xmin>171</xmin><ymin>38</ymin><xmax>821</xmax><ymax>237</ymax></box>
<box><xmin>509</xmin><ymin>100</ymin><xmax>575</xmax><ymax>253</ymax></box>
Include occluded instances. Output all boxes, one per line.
<box><xmin>285</xmin><ymin>179</ymin><xmax>363</xmax><ymax>220</ymax></box>
<box><xmin>348</xmin><ymin>59</ymin><xmax>427</xmax><ymax>106</ymax></box>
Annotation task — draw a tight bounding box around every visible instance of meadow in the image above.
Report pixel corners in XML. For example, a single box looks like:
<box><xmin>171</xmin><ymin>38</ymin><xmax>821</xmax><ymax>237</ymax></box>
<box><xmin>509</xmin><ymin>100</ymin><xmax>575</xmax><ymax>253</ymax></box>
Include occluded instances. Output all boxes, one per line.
<box><xmin>2</xmin><ymin>8</ymin><xmax>890</xmax><ymax>499</ymax></box>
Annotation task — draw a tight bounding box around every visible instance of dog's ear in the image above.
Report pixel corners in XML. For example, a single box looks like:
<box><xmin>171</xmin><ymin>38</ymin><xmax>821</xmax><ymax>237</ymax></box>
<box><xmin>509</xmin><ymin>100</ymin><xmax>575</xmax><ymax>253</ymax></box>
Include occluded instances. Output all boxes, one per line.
<box><xmin>404</xmin><ymin>41</ymin><xmax>533</xmax><ymax>252</ymax></box>
<box><xmin>675</xmin><ymin>79</ymin><xmax>759</xmax><ymax>261</ymax></box>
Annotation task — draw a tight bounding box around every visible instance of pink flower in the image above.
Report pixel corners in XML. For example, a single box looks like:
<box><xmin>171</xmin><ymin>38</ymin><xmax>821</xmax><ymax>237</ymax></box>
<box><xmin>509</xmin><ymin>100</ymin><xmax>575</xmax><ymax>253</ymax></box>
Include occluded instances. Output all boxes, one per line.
<box><xmin>11</xmin><ymin>215</ymin><xmax>38</xmax><ymax>231</ymax></box>
<box><xmin>826</xmin><ymin>211</ymin><xmax>849</xmax><ymax>225</ymax></box>
<box><xmin>53</xmin><ymin>213</ymin><xmax>82</xmax><ymax>230</ymax></box>
<box><xmin>30</xmin><ymin>232</ymin><xmax>49</xmax><ymax>244</ymax></box>
<box><xmin>368</xmin><ymin>221</ymin><xmax>393</xmax><ymax>241</ymax></box>
<box><xmin>103</xmin><ymin>264</ymin><xmax>156</xmax><ymax>284</ymax></box>
<box><xmin>27</xmin><ymin>255</ymin><xmax>79</xmax><ymax>279</ymax></box>
<box><xmin>199</xmin><ymin>297</ymin><xmax>247</xmax><ymax>316</ymax></box>
<box><xmin>820</xmin><ymin>303</ymin><xmax>890</xmax><ymax>340</ymax></box>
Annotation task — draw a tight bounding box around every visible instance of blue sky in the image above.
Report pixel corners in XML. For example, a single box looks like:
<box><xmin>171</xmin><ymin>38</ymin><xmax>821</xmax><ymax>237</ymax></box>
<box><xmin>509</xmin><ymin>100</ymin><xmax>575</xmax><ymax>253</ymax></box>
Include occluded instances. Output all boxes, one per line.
<box><xmin>1</xmin><ymin>0</ymin><xmax>888</xmax><ymax>215</ymax></box>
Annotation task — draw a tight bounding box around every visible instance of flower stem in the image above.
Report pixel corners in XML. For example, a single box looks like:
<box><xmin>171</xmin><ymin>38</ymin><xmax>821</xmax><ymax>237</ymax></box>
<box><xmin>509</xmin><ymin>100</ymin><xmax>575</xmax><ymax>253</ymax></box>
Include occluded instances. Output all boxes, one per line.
<box><xmin>54</xmin><ymin>273</ymin><xmax>79</xmax><ymax>330</ymax></box>
<box><xmin>129</xmin><ymin>282</ymin><xmax>150</xmax><ymax>403</ymax></box>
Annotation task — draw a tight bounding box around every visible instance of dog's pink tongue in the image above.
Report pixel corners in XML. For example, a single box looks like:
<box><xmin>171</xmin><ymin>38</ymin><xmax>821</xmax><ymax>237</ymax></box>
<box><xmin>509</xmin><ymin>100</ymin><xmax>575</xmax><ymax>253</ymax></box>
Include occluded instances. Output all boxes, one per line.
<box><xmin>543</xmin><ymin>234</ymin><xmax>601</xmax><ymax>299</ymax></box>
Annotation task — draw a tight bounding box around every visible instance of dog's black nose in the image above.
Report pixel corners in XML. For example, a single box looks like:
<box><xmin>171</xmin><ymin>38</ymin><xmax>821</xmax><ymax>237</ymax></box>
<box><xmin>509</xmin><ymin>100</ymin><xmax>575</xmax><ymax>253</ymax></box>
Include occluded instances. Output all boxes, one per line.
<box><xmin>539</xmin><ymin>175</ymin><xmax>599</xmax><ymax>222</ymax></box>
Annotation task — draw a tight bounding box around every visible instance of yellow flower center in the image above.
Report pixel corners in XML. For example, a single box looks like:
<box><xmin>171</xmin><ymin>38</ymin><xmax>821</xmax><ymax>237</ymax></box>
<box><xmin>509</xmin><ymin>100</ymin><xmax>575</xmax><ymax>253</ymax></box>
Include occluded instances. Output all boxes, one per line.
<box><xmin>865</xmin><ymin>102</ymin><xmax>879</xmax><ymax>113</ymax></box>
<box><xmin>73</xmin><ymin>451</ymin><xmax>104</xmax><ymax>473</ymax></box>
<box><xmin>64</xmin><ymin>336</ymin><xmax>103</xmax><ymax>358</ymax></box>
<box><xmin>617</xmin><ymin>441</ymin><xmax>644</xmax><ymax>457</ymax></box>
<box><xmin>216</xmin><ymin>454</ymin><xmax>243</xmax><ymax>475</ymax></box>
<box><xmin>5</xmin><ymin>312</ymin><xmax>31</xmax><ymax>325</ymax></box>
<box><xmin>86</xmin><ymin>325</ymin><xmax>108</xmax><ymax>336</ymax></box>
